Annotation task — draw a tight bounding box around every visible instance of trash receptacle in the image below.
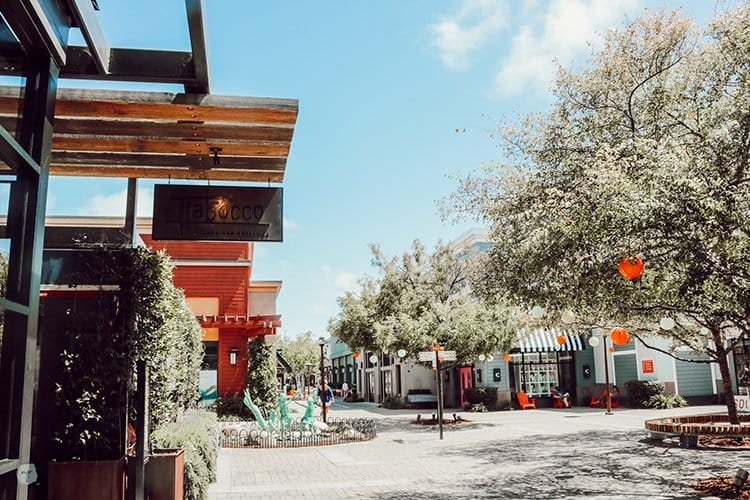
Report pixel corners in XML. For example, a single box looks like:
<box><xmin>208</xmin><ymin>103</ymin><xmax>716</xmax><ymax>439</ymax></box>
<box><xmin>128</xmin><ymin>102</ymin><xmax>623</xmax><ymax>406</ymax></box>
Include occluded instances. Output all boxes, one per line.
<box><xmin>146</xmin><ymin>448</ymin><xmax>184</xmax><ymax>500</ymax></box>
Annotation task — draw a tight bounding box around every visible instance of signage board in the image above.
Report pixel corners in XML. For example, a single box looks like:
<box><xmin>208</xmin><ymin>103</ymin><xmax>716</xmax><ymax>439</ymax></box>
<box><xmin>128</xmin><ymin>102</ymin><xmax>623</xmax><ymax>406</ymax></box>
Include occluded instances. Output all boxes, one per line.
<box><xmin>418</xmin><ymin>352</ymin><xmax>434</xmax><ymax>362</ymax></box>
<box><xmin>418</xmin><ymin>351</ymin><xmax>457</xmax><ymax>362</ymax></box>
<box><xmin>641</xmin><ymin>359</ymin><xmax>655</xmax><ymax>374</ymax></box>
<box><xmin>152</xmin><ymin>184</ymin><xmax>282</xmax><ymax>241</ymax></box>
<box><xmin>735</xmin><ymin>395</ymin><xmax>750</xmax><ymax>413</ymax></box>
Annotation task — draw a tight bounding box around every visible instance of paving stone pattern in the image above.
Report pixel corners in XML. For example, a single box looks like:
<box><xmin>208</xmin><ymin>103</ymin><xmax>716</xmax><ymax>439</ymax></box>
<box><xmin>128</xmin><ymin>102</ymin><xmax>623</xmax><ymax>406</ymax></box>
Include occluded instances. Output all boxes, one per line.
<box><xmin>209</xmin><ymin>402</ymin><xmax>749</xmax><ymax>499</ymax></box>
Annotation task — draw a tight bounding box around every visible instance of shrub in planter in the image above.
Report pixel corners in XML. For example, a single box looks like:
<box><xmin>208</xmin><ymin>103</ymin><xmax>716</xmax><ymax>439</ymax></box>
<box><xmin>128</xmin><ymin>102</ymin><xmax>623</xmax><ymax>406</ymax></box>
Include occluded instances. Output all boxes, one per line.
<box><xmin>468</xmin><ymin>403</ymin><xmax>488</xmax><ymax>412</ymax></box>
<box><xmin>151</xmin><ymin>409</ymin><xmax>218</xmax><ymax>500</ymax></box>
<box><xmin>51</xmin><ymin>248</ymin><xmax>204</xmax><ymax>461</ymax></box>
<box><xmin>648</xmin><ymin>394</ymin><xmax>688</xmax><ymax>409</ymax></box>
<box><xmin>382</xmin><ymin>395</ymin><xmax>407</xmax><ymax>409</ymax></box>
<box><xmin>624</xmin><ymin>380</ymin><xmax>665</xmax><ymax>408</ymax></box>
<box><xmin>464</xmin><ymin>387</ymin><xmax>498</xmax><ymax>409</ymax></box>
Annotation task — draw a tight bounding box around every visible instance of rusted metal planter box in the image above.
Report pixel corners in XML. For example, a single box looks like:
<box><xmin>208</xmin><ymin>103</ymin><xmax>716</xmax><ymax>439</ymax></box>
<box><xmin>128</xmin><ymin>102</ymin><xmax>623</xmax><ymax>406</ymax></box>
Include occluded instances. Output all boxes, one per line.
<box><xmin>47</xmin><ymin>457</ymin><xmax>125</xmax><ymax>500</ymax></box>
<box><xmin>147</xmin><ymin>448</ymin><xmax>184</xmax><ymax>500</ymax></box>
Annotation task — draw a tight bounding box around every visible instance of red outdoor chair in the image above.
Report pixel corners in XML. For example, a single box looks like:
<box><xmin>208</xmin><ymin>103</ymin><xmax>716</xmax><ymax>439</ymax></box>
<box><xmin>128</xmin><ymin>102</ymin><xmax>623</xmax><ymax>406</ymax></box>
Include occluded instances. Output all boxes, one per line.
<box><xmin>517</xmin><ymin>391</ymin><xmax>536</xmax><ymax>410</ymax></box>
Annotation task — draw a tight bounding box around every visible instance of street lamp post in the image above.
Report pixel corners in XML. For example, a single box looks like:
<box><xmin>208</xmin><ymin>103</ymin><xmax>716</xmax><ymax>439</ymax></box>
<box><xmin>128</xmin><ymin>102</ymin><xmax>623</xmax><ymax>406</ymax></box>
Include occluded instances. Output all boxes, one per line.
<box><xmin>603</xmin><ymin>334</ymin><xmax>613</xmax><ymax>415</ymax></box>
<box><xmin>318</xmin><ymin>337</ymin><xmax>327</xmax><ymax>423</ymax></box>
<box><xmin>304</xmin><ymin>362</ymin><xmax>312</xmax><ymax>397</ymax></box>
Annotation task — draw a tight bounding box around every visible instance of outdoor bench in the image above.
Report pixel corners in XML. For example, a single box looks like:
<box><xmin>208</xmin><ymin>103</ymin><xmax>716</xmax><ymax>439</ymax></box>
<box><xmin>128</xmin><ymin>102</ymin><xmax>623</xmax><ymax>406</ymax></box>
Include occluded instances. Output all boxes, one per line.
<box><xmin>406</xmin><ymin>393</ymin><xmax>438</xmax><ymax>404</ymax></box>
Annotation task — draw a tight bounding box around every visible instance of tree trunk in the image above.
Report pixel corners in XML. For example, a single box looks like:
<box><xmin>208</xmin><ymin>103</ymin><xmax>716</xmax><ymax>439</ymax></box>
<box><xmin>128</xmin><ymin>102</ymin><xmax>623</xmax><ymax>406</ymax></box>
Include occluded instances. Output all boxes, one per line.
<box><xmin>714</xmin><ymin>329</ymin><xmax>739</xmax><ymax>424</ymax></box>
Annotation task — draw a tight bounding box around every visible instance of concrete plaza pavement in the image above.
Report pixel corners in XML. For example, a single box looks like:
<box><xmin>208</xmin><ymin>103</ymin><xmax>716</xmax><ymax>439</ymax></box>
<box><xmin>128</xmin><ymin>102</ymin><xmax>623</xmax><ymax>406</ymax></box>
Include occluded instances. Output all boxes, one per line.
<box><xmin>208</xmin><ymin>401</ymin><xmax>750</xmax><ymax>499</ymax></box>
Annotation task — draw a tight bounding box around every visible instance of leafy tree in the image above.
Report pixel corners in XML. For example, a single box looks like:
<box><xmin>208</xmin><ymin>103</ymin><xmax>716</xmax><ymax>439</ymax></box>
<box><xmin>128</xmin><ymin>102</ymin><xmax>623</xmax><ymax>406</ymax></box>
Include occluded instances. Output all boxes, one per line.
<box><xmin>329</xmin><ymin>241</ymin><xmax>518</xmax><ymax>363</ymax></box>
<box><xmin>445</xmin><ymin>6</ymin><xmax>750</xmax><ymax>422</ymax></box>
<box><xmin>276</xmin><ymin>330</ymin><xmax>320</xmax><ymax>380</ymax></box>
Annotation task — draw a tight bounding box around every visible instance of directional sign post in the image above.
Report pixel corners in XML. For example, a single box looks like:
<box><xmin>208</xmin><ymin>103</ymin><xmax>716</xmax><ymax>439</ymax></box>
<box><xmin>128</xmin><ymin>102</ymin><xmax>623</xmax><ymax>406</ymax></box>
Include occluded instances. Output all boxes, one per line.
<box><xmin>417</xmin><ymin>348</ymin><xmax>457</xmax><ymax>440</ymax></box>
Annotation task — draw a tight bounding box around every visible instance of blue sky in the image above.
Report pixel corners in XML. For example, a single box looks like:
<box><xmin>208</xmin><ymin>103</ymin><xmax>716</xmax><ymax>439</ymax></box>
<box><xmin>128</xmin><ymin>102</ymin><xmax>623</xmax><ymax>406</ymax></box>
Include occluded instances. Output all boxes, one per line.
<box><xmin>40</xmin><ymin>0</ymin><xmax>722</xmax><ymax>339</ymax></box>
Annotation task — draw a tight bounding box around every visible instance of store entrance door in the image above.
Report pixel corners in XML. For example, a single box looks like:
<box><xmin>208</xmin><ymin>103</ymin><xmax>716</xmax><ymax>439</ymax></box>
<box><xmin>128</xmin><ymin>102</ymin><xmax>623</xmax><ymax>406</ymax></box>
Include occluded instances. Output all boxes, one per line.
<box><xmin>459</xmin><ymin>366</ymin><xmax>473</xmax><ymax>407</ymax></box>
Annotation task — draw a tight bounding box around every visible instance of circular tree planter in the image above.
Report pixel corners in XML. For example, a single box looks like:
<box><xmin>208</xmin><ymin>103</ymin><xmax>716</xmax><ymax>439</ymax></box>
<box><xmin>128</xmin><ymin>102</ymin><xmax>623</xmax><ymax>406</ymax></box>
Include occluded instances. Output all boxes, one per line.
<box><xmin>645</xmin><ymin>414</ymin><xmax>750</xmax><ymax>448</ymax></box>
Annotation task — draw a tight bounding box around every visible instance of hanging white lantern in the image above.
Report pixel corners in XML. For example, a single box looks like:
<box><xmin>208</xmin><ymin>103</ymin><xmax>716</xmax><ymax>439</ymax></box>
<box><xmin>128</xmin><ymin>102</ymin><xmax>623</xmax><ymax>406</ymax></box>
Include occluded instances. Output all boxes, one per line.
<box><xmin>369</xmin><ymin>354</ymin><xmax>378</xmax><ymax>364</ymax></box>
<box><xmin>530</xmin><ymin>306</ymin><xmax>545</xmax><ymax>319</ymax></box>
<box><xmin>660</xmin><ymin>317</ymin><xmax>676</xmax><ymax>330</ymax></box>
<box><xmin>478</xmin><ymin>354</ymin><xmax>486</xmax><ymax>362</ymax></box>
<box><xmin>396</xmin><ymin>349</ymin><xmax>407</xmax><ymax>358</ymax></box>
<box><xmin>588</xmin><ymin>336</ymin><xmax>600</xmax><ymax>347</ymax></box>
<box><xmin>561</xmin><ymin>309</ymin><xmax>576</xmax><ymax>324</ymax></box>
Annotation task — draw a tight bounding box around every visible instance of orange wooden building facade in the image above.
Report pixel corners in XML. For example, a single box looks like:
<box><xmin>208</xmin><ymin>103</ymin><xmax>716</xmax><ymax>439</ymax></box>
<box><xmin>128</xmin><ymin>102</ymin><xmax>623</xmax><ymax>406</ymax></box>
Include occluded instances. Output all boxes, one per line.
<box><xmin>141</xmin><ymin>233</ymin><xmax>281</xmax><ymax>397</ymax></box>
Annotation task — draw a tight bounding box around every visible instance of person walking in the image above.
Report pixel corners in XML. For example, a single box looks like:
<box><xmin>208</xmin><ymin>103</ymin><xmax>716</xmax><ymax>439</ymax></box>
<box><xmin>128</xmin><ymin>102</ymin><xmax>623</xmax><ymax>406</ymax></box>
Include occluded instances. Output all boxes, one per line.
<box><xmin>318</xmin><ymin>378</ymin><xmax>334</xmax><ymax>416</ymax></box>
<box><xmin>341</xmin><ymin>381</ymin><xmax>349</xmax><ymax>399</ymax></box>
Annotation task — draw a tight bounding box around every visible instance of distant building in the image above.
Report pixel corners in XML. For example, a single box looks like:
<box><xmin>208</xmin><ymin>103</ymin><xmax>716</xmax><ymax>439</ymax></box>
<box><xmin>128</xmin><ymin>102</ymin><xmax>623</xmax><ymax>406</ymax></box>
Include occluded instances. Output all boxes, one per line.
<box><xmin>141</xmin><ymin>226</ymin><xmax>282</xmax><ymax>398</ymax></box>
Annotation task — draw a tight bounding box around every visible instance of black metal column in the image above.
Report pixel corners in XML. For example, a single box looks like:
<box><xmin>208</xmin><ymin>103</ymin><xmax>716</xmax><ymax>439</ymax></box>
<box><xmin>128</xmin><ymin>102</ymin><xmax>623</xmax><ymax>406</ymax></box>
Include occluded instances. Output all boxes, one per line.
<box><xmin>0</xmin><ymin>55</ymin><xmax>58</xmax><ymax>500</ymax></box>
<box><xmin>133</xmin><ymin>360</ymin><xmax>149</xmax><ymax>500</ymax></box>
<box><xmin>124</xmin><ymin>177</ymin><xmax>139</xmax><ymax>245</ymax></box>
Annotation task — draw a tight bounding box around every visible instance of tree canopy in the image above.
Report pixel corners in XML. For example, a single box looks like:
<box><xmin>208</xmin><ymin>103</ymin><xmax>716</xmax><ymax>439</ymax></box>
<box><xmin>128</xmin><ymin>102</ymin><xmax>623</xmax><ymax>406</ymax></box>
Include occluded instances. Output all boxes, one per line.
<box><xmin>328</xmin><ymin>241</ymin><xmax>518</xmax><ymax>363</ymax></box>
<box><xmin>444</xmin><ymin>5</ymin><xmax>750</xmax><ymax>421</ymax></box>
<box><xmin>276</xmin><ymin>330</ymin><xmax>321</xmax><ymax>377</ymax></box>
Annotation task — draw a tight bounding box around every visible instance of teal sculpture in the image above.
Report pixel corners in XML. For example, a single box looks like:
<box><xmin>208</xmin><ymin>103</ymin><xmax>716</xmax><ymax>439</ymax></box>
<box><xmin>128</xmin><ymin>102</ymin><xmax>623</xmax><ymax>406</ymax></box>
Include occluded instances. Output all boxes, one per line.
<box><xmin>299</xmin><ymin>396</ymin><xmax>317</xmax><ymax>435</ymax></box>
<box><xmin>242</xmin><ymin>388</ymin><xmax>321</xmax><ymax>440</ymax></box>
<box><xmin>243</xmin><ymin>388</ymin><xmax>268</xmax><ymax>431</ymax></box>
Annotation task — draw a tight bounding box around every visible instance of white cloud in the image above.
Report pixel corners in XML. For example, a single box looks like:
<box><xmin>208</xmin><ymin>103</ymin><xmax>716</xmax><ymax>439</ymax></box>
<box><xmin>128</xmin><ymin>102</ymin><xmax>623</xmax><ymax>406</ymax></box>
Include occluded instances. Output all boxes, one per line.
<box><xmin>494</xmin><ymin>0</ymin><xmax>640</xmax><ymax>97</ymax></box>
<box><xmin>431</xmin><ymin>0</ymin><xmax>510</xmax><ymax>70</ymax></box>
<box><xmin>319</xmin><ymin>266</ymin><xmax>358</xmax><ymax>293</ymax></box>
<box><xmin>78</xmin><ymin>187</ymin><xmax>153</xmax><ymax>217</ymax></box>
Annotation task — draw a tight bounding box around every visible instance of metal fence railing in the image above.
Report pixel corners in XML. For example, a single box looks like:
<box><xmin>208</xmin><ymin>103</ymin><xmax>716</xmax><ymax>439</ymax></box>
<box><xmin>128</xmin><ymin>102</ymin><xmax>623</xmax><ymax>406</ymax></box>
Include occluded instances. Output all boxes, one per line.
<box><xmin>219</xmin><ymin>417</ymin><xmax>377</xmax><ymax>448</ymax></box>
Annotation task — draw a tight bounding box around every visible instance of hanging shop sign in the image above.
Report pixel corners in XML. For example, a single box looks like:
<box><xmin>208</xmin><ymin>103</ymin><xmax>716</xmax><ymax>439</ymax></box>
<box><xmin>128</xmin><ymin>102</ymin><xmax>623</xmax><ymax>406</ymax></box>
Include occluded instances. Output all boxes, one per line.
<box><xmin>152</xmin><ymin>185</ymin><xmax>283</xmax><ymax>241</ymax></box>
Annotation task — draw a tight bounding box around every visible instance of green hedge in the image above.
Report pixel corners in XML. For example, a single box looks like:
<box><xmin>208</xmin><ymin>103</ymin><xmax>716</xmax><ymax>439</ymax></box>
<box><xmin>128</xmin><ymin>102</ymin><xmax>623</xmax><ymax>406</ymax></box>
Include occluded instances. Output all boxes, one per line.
<box><xmin>215</xmin><ymin>396</ymin><xmax>253</xmax><ymax>420</ymax></box>
<box><xmin>151</xmin><ymin>409</ymin><xmax>218</xmax><ymax>500</ymax></box>
<box><xmin>245</xmin><ymin>338</ymin><xmax>278</xmax><ymax>412</ymax></box>
<box><xmin>51</xmin><ymin>247</ymin><xmax>204</xmax><ymax>461</ymax></box>
<box><xmin>624</xmin><ymin>380</ymin><xmax>665</xmax><ymax>408</ymax></box>
<box><xmin>464</xmin><ymin>387</ymin><xmax>498</xmax><ymax>409</ymax></box>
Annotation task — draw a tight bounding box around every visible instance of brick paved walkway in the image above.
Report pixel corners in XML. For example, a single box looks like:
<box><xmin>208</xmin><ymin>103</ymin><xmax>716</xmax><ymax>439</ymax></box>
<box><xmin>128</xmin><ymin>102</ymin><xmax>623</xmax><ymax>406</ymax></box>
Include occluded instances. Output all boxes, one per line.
<box><xmin>208</xmin><ymin>402</ymin><xmax>747</xmax><ymax>499</ymax></box>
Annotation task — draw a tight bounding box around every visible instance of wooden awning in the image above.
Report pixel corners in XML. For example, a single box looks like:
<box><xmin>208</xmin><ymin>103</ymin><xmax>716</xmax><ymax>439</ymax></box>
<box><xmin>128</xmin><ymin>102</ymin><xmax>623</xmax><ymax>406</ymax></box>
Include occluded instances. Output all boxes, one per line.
<box><xmin>0</xmin><ymin>86</ymin><xmax>298</xmax><ymax>182</ymax></box>
<box><xmin>198</xmin><ymin>314</ymin><xmax>281</xmax><ymax>336</ymax></box>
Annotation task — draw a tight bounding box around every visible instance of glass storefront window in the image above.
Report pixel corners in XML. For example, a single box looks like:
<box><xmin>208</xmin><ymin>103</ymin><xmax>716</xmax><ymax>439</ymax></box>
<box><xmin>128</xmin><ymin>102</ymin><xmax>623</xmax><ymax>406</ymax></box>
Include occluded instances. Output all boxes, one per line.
<box><xmin>510</xmin><ymin>351</ymin><xmax>575</xmax><ymax>398</ymax></box>
<box><xmin>734</xmin><ymin>338</ymin><xmax>750</xmax><ymax>395</ymax></box>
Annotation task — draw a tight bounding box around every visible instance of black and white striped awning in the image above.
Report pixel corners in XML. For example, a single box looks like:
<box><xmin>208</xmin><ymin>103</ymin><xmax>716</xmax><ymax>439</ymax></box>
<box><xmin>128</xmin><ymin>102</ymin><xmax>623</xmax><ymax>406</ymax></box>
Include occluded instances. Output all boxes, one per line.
<box><xmin>516</xmin><ymin>327</ymin><xmax>584</xmax><ymax>353</ymax></box>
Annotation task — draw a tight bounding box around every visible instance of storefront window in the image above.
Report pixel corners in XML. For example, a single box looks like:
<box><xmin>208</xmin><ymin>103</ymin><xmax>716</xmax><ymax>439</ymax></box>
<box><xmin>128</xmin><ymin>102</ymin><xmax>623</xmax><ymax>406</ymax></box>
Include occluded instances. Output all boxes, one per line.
<box><xmin>734</xmin><ymin>338</ymin><xmax>750</xmax><ymax>395</ymax></box>
<box><xmin>510</xmin><ymin>351</ymin><xmax>575</xmax><ymax>398</ymax></box>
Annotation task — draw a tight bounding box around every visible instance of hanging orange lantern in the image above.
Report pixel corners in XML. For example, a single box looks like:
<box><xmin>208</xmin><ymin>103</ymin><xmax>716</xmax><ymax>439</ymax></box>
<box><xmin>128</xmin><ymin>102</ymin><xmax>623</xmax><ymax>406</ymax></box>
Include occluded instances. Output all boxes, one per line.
<box><xmin>352</xmin><ymin>351</ymin><xmax>360</xmax><ymax>358</ymax></box>
<box><xmin>556</xmin><ymin>335</ymin><xmax>567</xmax><ymax>345</ymax></box>
<box><xmin>503</xmin><ymin>353</ymin><xmax>511</xmax><ymax>362</ymax></box>
<box><xmin>610</xmin><ymin>327</ymin><xmax>630</xmax><ymax>346</ymax></box>
<box><xmin>618</xmin><ymin>256</ymin><xmax>644</xmax><ymax>280</ymax></box>
<box><xmin>609</xmin><ymin>346</ymin><xmax>615</xmax><ymax>353</ymax></box>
